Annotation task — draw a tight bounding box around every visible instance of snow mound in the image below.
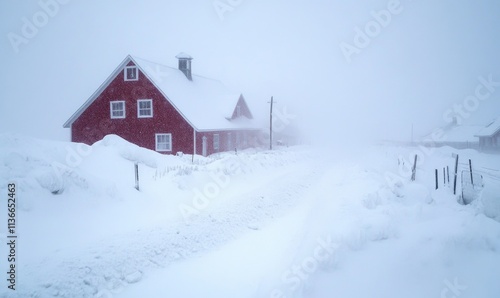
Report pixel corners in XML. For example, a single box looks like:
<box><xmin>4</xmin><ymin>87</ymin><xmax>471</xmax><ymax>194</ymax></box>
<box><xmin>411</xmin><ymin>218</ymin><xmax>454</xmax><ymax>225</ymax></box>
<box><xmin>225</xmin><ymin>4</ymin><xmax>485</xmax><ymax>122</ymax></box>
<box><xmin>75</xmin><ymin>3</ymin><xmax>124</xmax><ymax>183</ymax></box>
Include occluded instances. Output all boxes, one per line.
<box><xmin>94</xmin><ymin>134</ymin><xmax>183</xmax><ymax>169</ymax></box>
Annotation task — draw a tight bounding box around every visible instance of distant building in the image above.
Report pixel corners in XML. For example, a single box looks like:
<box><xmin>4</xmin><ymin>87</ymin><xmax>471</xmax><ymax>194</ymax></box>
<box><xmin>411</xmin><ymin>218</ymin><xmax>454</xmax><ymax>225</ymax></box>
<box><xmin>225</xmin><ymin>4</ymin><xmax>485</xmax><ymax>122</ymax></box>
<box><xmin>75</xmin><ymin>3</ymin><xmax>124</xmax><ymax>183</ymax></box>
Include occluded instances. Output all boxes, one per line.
<box><xmin>421</xmin><ymin>121</ymin><xmax>482</xmax><ymax>150</ymax></box>
<box><xmin>63</xmin><ymin>54</ymin><xmax>261</xmax><ymax>156</ymax></box>
<box><xmin>475</xmin><ymin>118</ymin><xmax>500</xmax><ymax>151</ymax></box>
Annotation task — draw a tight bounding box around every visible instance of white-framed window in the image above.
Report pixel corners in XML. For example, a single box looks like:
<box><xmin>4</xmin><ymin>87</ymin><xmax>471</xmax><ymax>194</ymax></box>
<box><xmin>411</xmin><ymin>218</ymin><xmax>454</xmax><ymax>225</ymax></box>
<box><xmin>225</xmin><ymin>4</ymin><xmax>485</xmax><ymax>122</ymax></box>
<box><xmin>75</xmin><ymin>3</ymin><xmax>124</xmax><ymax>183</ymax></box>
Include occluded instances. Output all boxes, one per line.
<box><xmin>155</xmin><ymin>133</ymin><xmax>172</xmax><ymax>152</ymax></box>
<box><xmin>124</xmin><ymin>66</ymin><xmax>138</xmax><ymax>81</ymax></box>
<box><xmin>110</xmin><ymin>101</ymin><xmax>126</xmax><ymax>119</ymax></box>
<box><xmin>137</xmin><ymin>99</ymin><xmax>153</xmax><ymax>118</ymax></box>
<box><xmin>213</xmin><ymin>134</ymin><xmax>220</xmax><ymax>151</ymax></box>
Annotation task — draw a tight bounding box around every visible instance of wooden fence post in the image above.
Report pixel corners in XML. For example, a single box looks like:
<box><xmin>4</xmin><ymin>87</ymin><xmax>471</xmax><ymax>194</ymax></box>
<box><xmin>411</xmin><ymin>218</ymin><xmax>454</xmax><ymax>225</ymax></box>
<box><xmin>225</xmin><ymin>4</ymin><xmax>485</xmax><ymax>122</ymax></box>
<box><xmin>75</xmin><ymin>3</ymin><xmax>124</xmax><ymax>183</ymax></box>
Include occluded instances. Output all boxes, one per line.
<box><xmin>443</xmin><ymin>167</ymin><xmax>446</xmax><ymax>185</ymax></box>
<box><xmin>435</xmin><ymin>169</ymin><xmax>439</xmax><ymax>189</ymax></box>
<box><xmin>447</xmin><ymin>166</ymin><xmax>450</xmax><ymax>185</ymax></box>
<box><xmin>411</xmin><ymin>154</ymin><xmax>418</xmax><ymax>181</ymax></box>
<box><xmin>469</xmin><ymin>159</ymin><xmax>474</xmax><ymax>186</ymax></box>
<box><xmin>135</xmin><ymin>162</ymin><xmax>140</xmax><ymax>191</ymax></box>
<box><xmin>453</xmin><ymin>154</ymin><xmax>459</xmax><ymax>195</ymax></box>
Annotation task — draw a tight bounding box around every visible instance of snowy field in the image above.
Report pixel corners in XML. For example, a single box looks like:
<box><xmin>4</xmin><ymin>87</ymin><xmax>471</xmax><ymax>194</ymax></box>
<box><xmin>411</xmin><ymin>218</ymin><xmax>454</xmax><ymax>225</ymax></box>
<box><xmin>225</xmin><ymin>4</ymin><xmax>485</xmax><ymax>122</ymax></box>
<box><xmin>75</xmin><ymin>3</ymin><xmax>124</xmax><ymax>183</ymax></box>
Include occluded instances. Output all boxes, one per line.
<box><xmin>1</xmin><ymin>133</ymin><xmax>500</xmax><ymax>298</ymax></box>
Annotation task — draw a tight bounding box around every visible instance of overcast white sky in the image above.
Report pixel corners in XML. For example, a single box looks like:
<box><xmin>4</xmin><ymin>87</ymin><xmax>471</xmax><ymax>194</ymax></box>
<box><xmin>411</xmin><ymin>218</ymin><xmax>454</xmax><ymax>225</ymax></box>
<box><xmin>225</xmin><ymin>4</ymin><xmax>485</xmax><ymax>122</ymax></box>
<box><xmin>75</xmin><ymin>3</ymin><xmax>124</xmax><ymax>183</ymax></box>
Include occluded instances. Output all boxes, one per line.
<box><xmin>1</xmin><ymin>0</ymin><xmax>500</xmax><ymax>146</ymax></box>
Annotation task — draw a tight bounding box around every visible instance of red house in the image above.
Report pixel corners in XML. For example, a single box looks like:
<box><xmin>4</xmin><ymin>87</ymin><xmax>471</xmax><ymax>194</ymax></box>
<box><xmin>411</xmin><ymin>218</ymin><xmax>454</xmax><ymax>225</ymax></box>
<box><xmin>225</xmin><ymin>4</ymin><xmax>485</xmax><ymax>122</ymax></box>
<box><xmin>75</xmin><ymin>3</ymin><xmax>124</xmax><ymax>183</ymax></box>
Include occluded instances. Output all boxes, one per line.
<box><xmin>63</xmin><ymin>53</ymin><xmax>261</xmax><ymax>156</ymax></box>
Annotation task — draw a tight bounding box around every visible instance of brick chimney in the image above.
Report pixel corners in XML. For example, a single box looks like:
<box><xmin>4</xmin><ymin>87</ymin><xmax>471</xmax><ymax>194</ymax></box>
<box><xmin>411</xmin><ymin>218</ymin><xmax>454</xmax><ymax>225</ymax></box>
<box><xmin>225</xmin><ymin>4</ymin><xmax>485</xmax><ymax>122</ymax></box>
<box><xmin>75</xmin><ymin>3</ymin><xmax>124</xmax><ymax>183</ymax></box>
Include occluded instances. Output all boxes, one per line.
<box><xmin>175</xmin><ymin>52</ymin><xmax>193</xmax><ymax>81</ymax></box>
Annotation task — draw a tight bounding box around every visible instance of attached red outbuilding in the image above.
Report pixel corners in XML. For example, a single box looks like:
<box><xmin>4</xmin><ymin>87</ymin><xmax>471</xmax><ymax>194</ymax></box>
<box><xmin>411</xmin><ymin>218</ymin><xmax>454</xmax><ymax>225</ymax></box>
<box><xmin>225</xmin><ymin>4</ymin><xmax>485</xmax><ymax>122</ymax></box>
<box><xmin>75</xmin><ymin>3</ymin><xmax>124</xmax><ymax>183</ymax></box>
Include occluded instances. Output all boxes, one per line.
<box><xmin>63</xmin><ymin>54</ymin><xmax>261</xmax><ymax>156</ymax></box>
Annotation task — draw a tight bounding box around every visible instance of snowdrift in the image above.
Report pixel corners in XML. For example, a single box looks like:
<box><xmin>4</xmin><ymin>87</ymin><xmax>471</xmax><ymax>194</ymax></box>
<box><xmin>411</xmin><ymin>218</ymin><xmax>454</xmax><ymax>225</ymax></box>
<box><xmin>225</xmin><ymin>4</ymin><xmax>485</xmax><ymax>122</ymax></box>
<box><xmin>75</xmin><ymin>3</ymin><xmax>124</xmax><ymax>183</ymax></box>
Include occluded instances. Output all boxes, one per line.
<box><xmin>1</xmin><ymin>133</ymin><xmax>500</xmax><ymax>298</ymax></box>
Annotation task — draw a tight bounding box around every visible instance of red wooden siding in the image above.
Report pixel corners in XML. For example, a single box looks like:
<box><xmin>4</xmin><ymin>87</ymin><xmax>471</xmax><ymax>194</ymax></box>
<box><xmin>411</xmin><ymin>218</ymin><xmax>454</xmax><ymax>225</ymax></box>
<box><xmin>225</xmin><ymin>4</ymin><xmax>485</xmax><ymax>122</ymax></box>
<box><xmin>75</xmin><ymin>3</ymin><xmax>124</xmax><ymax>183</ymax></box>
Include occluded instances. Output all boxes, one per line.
<box><xmin>70</xmin><ymin>60</ymin><xmax>261</xmax><ymax>156</ymax></box>
<box><xmin>72</xmin><ymin>63</ymin><xmax>194</xmax><ymax>154</ymax></box>
<box><xmin>194</xmin><ymin>130</ymin><xmax>261</xmax><ymax>156</ymax></box>
<box><xmin>230</xmin><ymin>95</ymin><xmax>253</xmax><ymax>119</ymax></box>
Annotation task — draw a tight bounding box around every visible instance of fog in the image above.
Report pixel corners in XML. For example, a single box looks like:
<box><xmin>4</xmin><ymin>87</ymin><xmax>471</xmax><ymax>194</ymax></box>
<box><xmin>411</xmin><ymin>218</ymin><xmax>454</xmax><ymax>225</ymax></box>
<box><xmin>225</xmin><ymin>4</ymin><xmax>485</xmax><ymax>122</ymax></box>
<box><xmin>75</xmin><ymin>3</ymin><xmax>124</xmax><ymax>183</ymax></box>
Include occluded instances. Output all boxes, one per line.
<box><xmin>1</xmin><ymin>0</ymin><xmax>500</xmax><ymax>148</ymax></box>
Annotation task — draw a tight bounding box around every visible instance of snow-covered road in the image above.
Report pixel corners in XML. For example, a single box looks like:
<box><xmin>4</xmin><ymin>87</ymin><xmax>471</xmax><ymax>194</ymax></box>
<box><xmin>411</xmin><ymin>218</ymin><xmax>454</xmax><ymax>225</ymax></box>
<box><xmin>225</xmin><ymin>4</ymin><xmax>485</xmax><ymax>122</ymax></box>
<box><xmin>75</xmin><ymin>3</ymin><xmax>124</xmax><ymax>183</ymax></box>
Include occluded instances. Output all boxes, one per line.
<box><xmin>119</xmin><ymin>146</ymin><xmax>500</xmax><ymax>298</ymax></box>
<box><xmin>119</xmin><ymin>162</ymin><xmax>339</xmax><ymax>298</ymax></box>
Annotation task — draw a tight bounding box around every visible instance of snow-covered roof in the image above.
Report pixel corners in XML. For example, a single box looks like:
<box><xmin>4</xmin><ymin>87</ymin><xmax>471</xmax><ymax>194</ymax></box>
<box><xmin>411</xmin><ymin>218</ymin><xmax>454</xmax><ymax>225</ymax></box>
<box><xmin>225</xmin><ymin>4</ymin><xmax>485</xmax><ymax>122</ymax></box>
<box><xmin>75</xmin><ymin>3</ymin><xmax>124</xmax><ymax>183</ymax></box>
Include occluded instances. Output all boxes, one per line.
<box><xmin>64</xmin><ymin>55</ymin><xmax>260</xmax><ymax>132</ymax></box>
<box><xmin>442</xmin><ymin>125</ymin><xmax>483</xmax><ymax>142</ymax></box>
<box><xmin>422</xmin><ymin>125</ymin><xmax>482</xmax><ymax>143</ymax></box>
<box><xmin>475</xmin><ymin>118</ymin><xmax>500</xmax><ymax>137</ymax></box>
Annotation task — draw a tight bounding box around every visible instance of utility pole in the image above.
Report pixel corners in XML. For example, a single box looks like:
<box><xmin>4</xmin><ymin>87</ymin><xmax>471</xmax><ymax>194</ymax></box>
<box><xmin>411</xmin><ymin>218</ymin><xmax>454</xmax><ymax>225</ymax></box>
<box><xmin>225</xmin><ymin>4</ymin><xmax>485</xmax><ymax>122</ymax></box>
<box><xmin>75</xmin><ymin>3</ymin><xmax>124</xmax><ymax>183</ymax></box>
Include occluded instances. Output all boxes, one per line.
<box><xmin>269</xmin><ymin>96</ymin><xmax>274</xmax><ymax>150</ymax></box>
